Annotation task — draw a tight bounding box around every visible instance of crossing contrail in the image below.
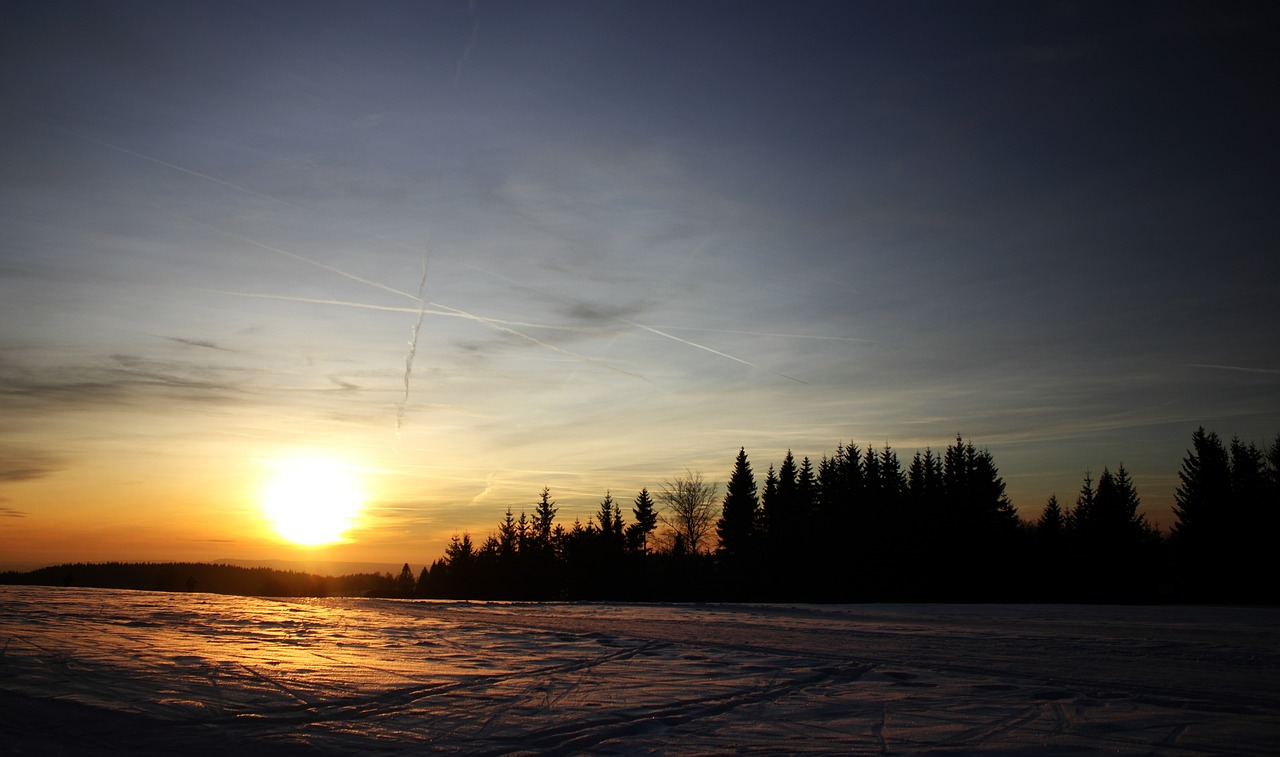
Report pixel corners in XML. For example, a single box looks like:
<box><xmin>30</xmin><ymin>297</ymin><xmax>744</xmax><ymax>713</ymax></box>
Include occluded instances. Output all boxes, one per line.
<box><xmin>159</xmin><ymin>212</ymin><xmax>645</xmax><ymax>379</ymax></box>
<box><xmin>622</xmin><ymin>320</ymin><xmax>807</xmax><ymax>384</ymax></box>
<box><xmin>397</xmin><ymin>253</ymin><xmax>431</xmax><ymax>435</ymax></box>
<box><xmin>207</xmin><ymin>291</ymin><xmax>599</xmax><ymax>332</ymax></box>
<box><xmin>50</xmin><ymin>125</ymin><xmax>297</xmax><ymax>209</ymax></box>
<box><xmin>61</xmin><ymin>122</ymin><xmax>771</xmax><ymax>389</ymax></box>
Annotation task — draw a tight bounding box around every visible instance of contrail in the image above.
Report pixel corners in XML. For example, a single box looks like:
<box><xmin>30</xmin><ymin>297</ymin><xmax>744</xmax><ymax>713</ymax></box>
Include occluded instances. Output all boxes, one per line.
<box><xmin>1187</xmin><ymin>363</ymin><xmax>1280</xmax><ymax>375</ymax></box>
<box><xmin>160</xmin><ymin>212</ymin><xmax>645</xmax><ymax>379</ymax></box>
<box><xmin>155</xmin><ymin>206</ymin><xmax>419</xmax><ymax>301</ymax></box>
<box><xmin>646</xmin><ymin>326</ymin><xmax>877</xmax><ymax>343</ymax></box>
<box><xmin>622</xmin><ymin>320</ymin><xmax>807</xmax><ymax>384</ymax></box>
<box><xmin>375</xmin><ymin>236</ymin><xmax>805</xmax><ymax>381</ymax></box>
<box><xmin>51</xmin><ymin>125</ymin><xmax>297</xmax><ymax>209</ymax></box>
<box><xmin>397</xmin><ymin>252</ymin><xmax>432</xmax><ymax>435</ymax></box>
<box><xmin>454</xmin><ymin>0</ymin><xmax>480</xmax><ymax>89</ymax></box>
<box><xmin>68</xmin><ymin>124</ymin><xmax>652</xmax><ymax>386</ymax></box>
<box><xmin>431</xmin><ymin>300</ymin><xmax>648</xmax><ymax>380</ymax></box>
<box><xmin>207</xmin><ymin>291</ymin><xmax>599</xmax><ymax>332</ymax></box>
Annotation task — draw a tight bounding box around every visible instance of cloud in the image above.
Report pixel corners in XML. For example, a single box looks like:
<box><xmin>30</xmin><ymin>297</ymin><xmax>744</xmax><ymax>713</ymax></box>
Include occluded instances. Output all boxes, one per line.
<box><xmin>0</xmin><ymin>354</ymin><xmax>246</xmax><ymax>417</ymax></box>
<box><xmin>563</xmin><ymin>301</ymin><xmax>646</xmax><ymax>325</ymax></box>
<box><xmin>1186</xmin><ymin>364</ymin><xmax>1280</xmax><ymax>376</ymax></box>
<box><xmin>0</xmin><ymin>506</ymin><xmax>27</xmax><ymax>518</ymax></box>
<box><xmin>161</xmin><ymin>336</ymin><xmax>233</xmax><ymax>351</ymax></box>
<box><xmin>0</xmin><ymin>447</ymin><xmax>60</xmax><ymax>483</ymax></box>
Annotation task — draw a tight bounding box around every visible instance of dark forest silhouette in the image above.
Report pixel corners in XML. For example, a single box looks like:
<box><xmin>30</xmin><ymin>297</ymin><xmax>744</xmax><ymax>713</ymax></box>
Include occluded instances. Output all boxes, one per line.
<box><xmin>411</xmin><ymin>429</ymin><xmax>1279</xmax><ymax>604</ymax></box>
<box><xmin>4</xmin><ymin>428</ymin><xmax>1276</xmax><ymax>604</ymax></box>
<box><xmin>0</xmin><ymin>561</ymin><xmax>395</xmax><ymax>597</ymax></box>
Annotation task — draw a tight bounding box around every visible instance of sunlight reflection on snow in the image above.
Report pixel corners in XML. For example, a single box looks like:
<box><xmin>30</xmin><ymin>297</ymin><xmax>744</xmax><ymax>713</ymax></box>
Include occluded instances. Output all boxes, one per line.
<box><xmin>2</xmin><ymin>587</ymin><xmax>1278</xmax><ymax>754</ymax></box>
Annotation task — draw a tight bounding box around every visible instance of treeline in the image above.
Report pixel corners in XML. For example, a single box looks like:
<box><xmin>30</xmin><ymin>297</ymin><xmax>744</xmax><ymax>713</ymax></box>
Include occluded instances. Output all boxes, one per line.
<box><xmin>0</xmin><ymin>561</ymin><xmax>397</xmax><ymax>597</ymax></box>
<box><xmin>407</xmin><ymin>429</ymin><xmax>1279</xmax><ymax>604</ymax></box>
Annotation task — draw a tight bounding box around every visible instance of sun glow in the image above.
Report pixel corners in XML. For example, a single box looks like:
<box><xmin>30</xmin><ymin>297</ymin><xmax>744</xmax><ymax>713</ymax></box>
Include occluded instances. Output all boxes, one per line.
<box><xmin>260</xmin><ymin>456</ymin><xmax>366</xmax><ymax>546</ymax></box>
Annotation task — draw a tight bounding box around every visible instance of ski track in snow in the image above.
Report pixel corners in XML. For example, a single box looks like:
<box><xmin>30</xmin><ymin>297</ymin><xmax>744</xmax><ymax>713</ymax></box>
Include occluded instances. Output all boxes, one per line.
<box><xmin>1</xmin><ymin>586</ymin><xmax>1278</xmax><ymax>755</ymax></box>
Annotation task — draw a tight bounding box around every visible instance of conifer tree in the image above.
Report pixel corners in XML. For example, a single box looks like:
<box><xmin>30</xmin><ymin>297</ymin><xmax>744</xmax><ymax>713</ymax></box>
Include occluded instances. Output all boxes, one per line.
<box><xmin>762</xmin><ymin>452</ymin><xmax>798</xmax><ymax>551</ymax></box>
<box><xmin>1172</xmin><ymin>428</ymin><xmax>1232</xmax><ymax>598</ymax></box>
<box><xmin>759</xmin><ymin>464</ymin><xmax>779</xmax><ymax>534</ymax></box>
<box><xmin>716</xmin><ymin>447</ymin><xmax>759</xmax><ymax>562</ymax></box>
<box><xmin>597</xmin><ymin>491</ymin><xmax>624</xmax><ymax>548</ymax></box>
<box><xmin>497</xmin><ymin>508</ymin><xmax>519</xmax><ymax>557</ymax></box>
<box><xmin>395</xmin><ymin>563</ymin><xmax>415</xmax><ymax>596</ymax></box>
<box><xmin>1072</xmin><ymin>470</ymin><xmax>1096</xmax><ymax>535</ymax></box>
<box><xmin>627</xmin><ymin>488</ymin><xmax>658</xmax><ymax>554</ymax></box>
<box><xmin>1038</xmin><ymin>494</ymin><xmax>1065</xmax><ymax>536</ymax></box>
<box><xmin>795</xmin><ymin>455</ymin><xmax>817</xmax><ymax>522</ymax></box>
<box><xmin>533</xmin><ymin>487</ymin><xmax>557</xmax><ymax>546</ymax></box>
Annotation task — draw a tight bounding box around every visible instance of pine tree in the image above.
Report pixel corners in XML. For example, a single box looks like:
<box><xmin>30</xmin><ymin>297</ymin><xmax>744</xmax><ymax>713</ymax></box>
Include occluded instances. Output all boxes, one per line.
<box><xmin>445</xmin><ymin>533</ymin><xmax>475</xmax><ymax>565</ymax></box>
<box><xmin>716</xmin><ymin>447</ymin><xmax>759</xmax><ymax>562</ymax></box>
<box><xmin>795</xmin><ymin>455</ymin><xmax>817</xmax><ymax>524</ymax></box>
<box><xmin>1071</xmin><ymin>470</ymin><xmax>1096</xmax><ymax>536</ymax></box>
<box><xmin>627</xmin><ymin>488</ymin><xmax>658</xmax><ymax>554</ymax></box>
<box><xmin>394</xmin><ymin>563</ymin><xmax>415</xmax><ymax>596</ymax></box>
<box><xmin>1172</xmin><ymin>428</ymin><xmax>1232</xmax><ymax>599</ymax></box>
<box><xmin>935</xmin><ymin>437</ymin><xmax>1020</xmax><ymax>599</ymax></box>
<box><xmin>762</xmin><ymin>451</ymin><xmax>798</xmax><ymax>551</ymax></box>
<box><xmin>1038</xmin><ymin>494</ymin><xmax>1065</xmax><ymax>536</ymax></box>
<box><xmin>497</xmin><ymin>508</ymin><xmax>519</xmax><ymax>558</ymax></box>
<box><xmin>597</xmin><ymin>491</ymin><xmax>624</xmax><ymax>548</ymax></box>
<box><xmin>759</xmin><ymin>464</ymin><xmax>779</xmax><ymax>535</ymax></box>
<box><xmin>533</xmin><ymin>487</ymin><xmax>557</xmax><ymax>546</ymax></box>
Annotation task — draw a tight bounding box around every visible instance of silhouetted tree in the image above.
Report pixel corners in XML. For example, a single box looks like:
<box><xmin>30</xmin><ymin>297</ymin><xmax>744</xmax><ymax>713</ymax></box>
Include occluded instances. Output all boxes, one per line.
<box><xmin>497</xmin><ymin>507</ymin><xmax>519</xmax><ymax>558</ymax></box>
<box><xmin>759</xmin><ymin>464</ymin><xmax>779</xmax><ymax>534</ymax></box>
<box><xmin>626</xmin><ymin>488</ymin><xmax>658</xmax><ymax>554</ymax></box>
<box><xmin>1173</xmin><ymin>428</ymin><xmax>1233</xmax><ymax>600</ymax></box>
<box><xmin>394</xmin><ymin>563</ymin><xmax>415</xmax><ymax>596</ymax></box>
<box><xmin>533</xmin><ymin>487</ymin><xmax>557</xmax><ymax>547</ymax></box>
<box><xmin>1071</xmin><ymin>466</ymin><xmax>1159</xmax><ymax>602</ymax></box>
<box><xmin>761</xmin><ymin>451</ymin><xmax>799</xmax><ymax>556</ymax></box>
<box><xmin>935</xmin><ymin>437</ymin><xmax>1020</xmax><ymax>599</ymax></box>
<box><xmin>658</xmin><ymin>469</ymin><xmax>718</xmax><ymax>555</ymax></box>
<box><xmin>716</xmin><ymin>448</ymin><xmax>759</xmax><ymax>562</ymax></box>
<box><xmin>596</xmin><ymin>491</ymin><xmax>625</xmax><ymax>551</ymax></box>
<box><xmin>1038</xmin><ymin>494</ymin><xmax>1066</xmax><ymax>539</ymax></box>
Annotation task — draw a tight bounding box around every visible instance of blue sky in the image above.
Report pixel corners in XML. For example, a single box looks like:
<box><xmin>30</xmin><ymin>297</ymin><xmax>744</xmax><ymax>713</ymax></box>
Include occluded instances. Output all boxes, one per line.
<box><xmin>2</xmin><ymin>1</ymin><xmax>1277</xmax><ymax>568</ymax></box>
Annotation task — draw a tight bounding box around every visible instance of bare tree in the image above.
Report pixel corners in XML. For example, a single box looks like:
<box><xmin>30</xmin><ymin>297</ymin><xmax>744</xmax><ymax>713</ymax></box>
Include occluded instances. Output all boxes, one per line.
<box><xmin>657</xmin><ymin>469</ymin><xmax>719</xmax><ymax>555</ymax></box>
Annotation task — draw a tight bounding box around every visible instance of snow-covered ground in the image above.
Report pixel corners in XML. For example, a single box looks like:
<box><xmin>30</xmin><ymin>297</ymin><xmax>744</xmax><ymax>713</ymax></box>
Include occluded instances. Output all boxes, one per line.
<box><xmin>2</xmin><ymin>586</ymin><xmax>1277</xmax><ymax>755</ymax></box>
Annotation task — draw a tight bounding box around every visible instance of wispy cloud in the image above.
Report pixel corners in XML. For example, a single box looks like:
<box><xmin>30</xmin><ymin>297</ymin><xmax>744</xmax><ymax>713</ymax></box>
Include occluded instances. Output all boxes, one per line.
<box><xmin>1186</xmin><ymin>363</ymin><xmax>1280</xmax><ymax>375</ymax></box>
<box><xmin>0</xmin><ymin>355</ymin><xmax>245</xmax><ymax>416</ymax></box>
<box><xmin>160</xmin><ymin>336</ymin><xmax>233</xmax><ymax>351</ymax></box>
<box><xmin>0</xmin><ymin>447</ymin><xmax>60</xmax><ymax>483</ymax></box>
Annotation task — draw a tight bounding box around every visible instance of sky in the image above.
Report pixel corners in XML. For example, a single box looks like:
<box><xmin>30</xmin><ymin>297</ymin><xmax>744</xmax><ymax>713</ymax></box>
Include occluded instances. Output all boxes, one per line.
<box><xmin>2</xmin><ymin>1</ymin><xmax>1278</xmax><ymax>570</ymax></box>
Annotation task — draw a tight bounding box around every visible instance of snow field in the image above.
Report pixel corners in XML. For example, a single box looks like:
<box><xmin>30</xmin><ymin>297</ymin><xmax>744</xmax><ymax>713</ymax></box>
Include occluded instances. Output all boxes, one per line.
<box><xmin>2</xmin><ymin>586</ymin><xmax>1278</xmax><ymax>754</ymax></box>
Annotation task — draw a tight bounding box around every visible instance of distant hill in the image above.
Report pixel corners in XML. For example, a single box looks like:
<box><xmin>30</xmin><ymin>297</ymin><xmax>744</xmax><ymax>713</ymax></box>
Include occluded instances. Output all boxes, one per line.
<box><xmin>0</xmin><ymin>561</ymin><xmax>397</xmax><ymax>597</ymax></box>
<box><xmin>214</xmin><ymin>557</ymin><xmax>402</xmax><ymax>577</ymax></box>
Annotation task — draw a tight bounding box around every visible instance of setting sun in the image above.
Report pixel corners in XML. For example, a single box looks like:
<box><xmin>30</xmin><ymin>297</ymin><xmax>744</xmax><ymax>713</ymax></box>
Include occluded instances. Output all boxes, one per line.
<box><xmin>261</xmin><ymin>456</ymin><xmax>366</xmax><ymax>546</ymax></box>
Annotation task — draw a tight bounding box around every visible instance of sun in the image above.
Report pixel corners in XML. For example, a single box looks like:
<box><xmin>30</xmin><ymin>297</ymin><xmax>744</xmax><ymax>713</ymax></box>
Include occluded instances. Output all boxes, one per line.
<box><xmin>260</xmin><ymin>456</ymin><xmax>366</xmax><ymax>546</ymax></box>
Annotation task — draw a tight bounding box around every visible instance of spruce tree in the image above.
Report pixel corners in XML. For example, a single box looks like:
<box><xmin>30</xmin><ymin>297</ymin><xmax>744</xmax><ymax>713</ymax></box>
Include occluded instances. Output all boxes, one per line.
<box><xmin>533</xmin><ymin>487</ymin><xmax>557</xmax><ymax>546</ymax></box>
<box><xmin>498</xmin><ymin>508</ymin><xmax>519</xmax><ymax>558</ymax></box>
<box><xmin>759</xmin><ymin>464</ymin><xmax>779</xmax><ymax>535</ymax></box>
<box><xmin>596</xmin><ymin>491</ymin><xmax>624</xmax><ymax>549</ymax></box>
<box><xmin>627</xmin><ymin>488</ymin><xmax>658</xmax><ymax>554</ymax></box>
<box><xmin>395</xmin><ymin>563</ymin><xmax>415</xmax><ymax>596</ymax></box>
<box><xmin>1172</xmin><ymin>428</ymin><xmax>1232</xmax><ymax>599</ymax></box>
<box><xmin>716</xmin><ymin>447</ymin><xmax>759</xmax><ymax>562</ymax></box>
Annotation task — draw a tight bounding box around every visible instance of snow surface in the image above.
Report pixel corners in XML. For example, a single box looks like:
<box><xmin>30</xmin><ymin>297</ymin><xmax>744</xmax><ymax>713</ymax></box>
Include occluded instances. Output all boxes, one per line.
<box><xmin>2</xmin><ymin>586</ymin><xmax>1278</xmax><ymax>755</ymax></box>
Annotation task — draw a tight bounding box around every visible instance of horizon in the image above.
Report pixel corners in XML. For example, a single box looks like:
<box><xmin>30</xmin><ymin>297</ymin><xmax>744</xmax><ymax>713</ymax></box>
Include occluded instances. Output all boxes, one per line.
<box><xmin>3</xmin><ymin>2</ymin><xmax>1278</xmax><ymax>571</ymax></box>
